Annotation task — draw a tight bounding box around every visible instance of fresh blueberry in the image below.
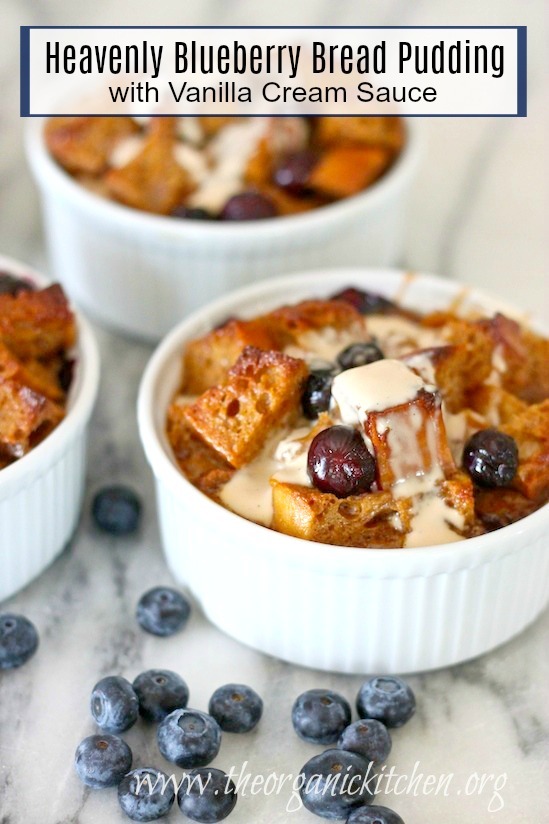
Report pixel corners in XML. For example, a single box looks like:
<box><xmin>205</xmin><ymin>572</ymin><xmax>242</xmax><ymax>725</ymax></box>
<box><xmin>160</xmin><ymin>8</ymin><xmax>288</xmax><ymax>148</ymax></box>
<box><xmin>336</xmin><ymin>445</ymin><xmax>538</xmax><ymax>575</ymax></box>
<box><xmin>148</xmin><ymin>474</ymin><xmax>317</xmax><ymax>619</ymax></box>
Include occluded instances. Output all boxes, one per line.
<box><xmin>91</xmin><ymin>675</ymin><xmax>139</xmax><ymax>733</ymax></box>
<box><xmin>331</xmin><ymin>287</ymin><xmax>396</xmax><ymax>315</ymax></box>
<box><xmin>338</xmin><ymin>719</ymin><xmax>392</xmax><ymax>764</ymax></box>
<box><xmin>356</xmin><ymin>677</ymin><xmax>415</xmax><ymax>728</ymax></box>
<box><xmin>273</xmin><ymin>150</ymin><xmax>318</xmax><ymax>195</ymax></box>
<box><xmin>208</xmin><ymin>683</ymin><xmax>263</xmax><ymax>733</ymax></box>
<box><xmin>463</xmin><ymin>429</ymin><xmax>519</xmax><ymax>488</ymax></box>
<box><xmin>58</xmin><ymin>357</ymin><xmax>75</xmax><ymax>393</ymax></box>
<box><xmin>118</xmin><ymin>767</ymin><xmax>175</xmax><ymax>821</ymax></box>
<box><xmin>136</xmin><ymin>587</ymin><xmax>191</xmax><ymax>637</ymax></box>
<box><xmin>299</xmin><ymin>748</ymin><xmax>374</xmax><ymax>819</ymax></box>
<box><xmin>302</xmin><ymin>369</ymin><xmax>334</xmax><ymax>419</ymax></box>
<box><xmin>177</xmin><ymin>767</ymin><xmax>237</xmax><ymax>822</ymax></box>
<box><xmin>307</xmin><ymin>426</ymin><xmax>377</xmax><ymax>498</ymax></box>
<box><xmin>220</xmin><ymin>191</ymin><xmax>277</xmax><ymax>221</ymax></box>
<box><xmin>91</xmin><ymin>485</ymin><xmax>142</xmax><ymax>535</ymax></box>
<box><xmin>346</xmin><ymin>805</ymin><xmax>405</xmax><ymax>824</ymax></box>
<box><xmin>337</xmin><ymin>342</ymin><xmax>384</xmax><ymax>371</ymax></box>
<box><xmin>171</xmin><ymin>206</ymin><xmax>215</xmax><ymax>220</ymax></box>
<box><xmin>74</xmin><ymin>733</ymin><xmax>132</xmax><ymax>788</ymax></box>
<box><xmin>0</xmin><ymin>272</ymin><xmax>34</xmax><ymax>295</ymax></box>
<box><xmin>157</xmin><ymin>709</ymin><xmax>221</xmax><ymax>768</ymax></box>
<box><xmin>0</xmin><ymin>614</ymin><xmax>39</xmax><ymax>670</ymax></box>
<box><xmin>292</xmin><ymin>689</ymin><xmax>352</xmax><ymax>745</ymax></box>
<box><xmin>133</xmin><ymin>669</ymin><xmax>190</xmax><ymax>723</ymax></box>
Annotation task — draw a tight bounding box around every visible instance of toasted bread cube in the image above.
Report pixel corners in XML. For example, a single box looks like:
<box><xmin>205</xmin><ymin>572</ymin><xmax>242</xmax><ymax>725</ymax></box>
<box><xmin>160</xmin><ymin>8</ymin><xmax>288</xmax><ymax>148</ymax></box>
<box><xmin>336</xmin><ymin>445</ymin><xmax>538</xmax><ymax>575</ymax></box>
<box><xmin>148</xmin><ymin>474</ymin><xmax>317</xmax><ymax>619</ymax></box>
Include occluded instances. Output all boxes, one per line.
<box><xmin>467</xmin><ymin>385</ymin><xmax>528</xmax><ymax>425</ymax></box>
<box><xmin>440</xmin><ymin>472</ymin><xmax>475</xmax><ymax>531</ymax></box>
<box><xmin>315</xmin><ymin>117</ymin><xmax>405</xmax><ymax>153</ymax></box>
<box><xmin>474</xmin><ymin>487</ymin><xmax>539</xmax><ymax>532</ymax></box>
<box><xmin>183</xmin><ymin>347</ymin><xmax>308</xmax><ymax>468</ymax></box>
<box><xmin>0</xmin><ymin>343</ymin><xmax>65</xmax><ymax>403</ymax></box>
<box><xmin>271</xmin><ymin>481</ymin><xmax>403</xmax><ymax>547</ymax></box>
<box><xmin>0</xmin><ymin>377</ymin><xmax>64</xmax><ymax>457</ymax></box>
<box><xmin>44</xmin><ymin>116</ymin><xmax>140</xmax><ymax>176</ymax></box>
<box><xmin>500</xmin><ymin>400</ymin><xmax>549</xmax><ymax>502</ymax></box>
<box><xmin>309</xmin><ymin>145</ymin><xmax>389</xmax><ymax>198</ymax></box>
<box><xmin>266</xmin><ymin>299</ymin><xmax>364</xmax><ymax>341</ymax></box>
<box><xmin>199</xmin><ymin>116</ymin><xmax>239</xmax><ymax>137</ymax></box>
<box><xmin>0</xmin><ymin>285</ymin><xmax>76</xmax><ymax>360</ymax></box>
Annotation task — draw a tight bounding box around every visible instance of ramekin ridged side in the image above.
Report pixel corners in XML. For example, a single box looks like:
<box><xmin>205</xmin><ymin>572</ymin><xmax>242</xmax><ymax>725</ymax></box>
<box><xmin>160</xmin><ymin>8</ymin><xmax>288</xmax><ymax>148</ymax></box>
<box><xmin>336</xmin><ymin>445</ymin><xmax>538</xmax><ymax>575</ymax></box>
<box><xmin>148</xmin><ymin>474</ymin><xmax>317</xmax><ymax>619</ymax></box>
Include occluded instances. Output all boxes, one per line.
<box><xmin>138</xmin><ymin>268</ymin><xmax>549</xmax><ymax>674</ymax></box>
<box><xmin>0</xmin><ymin>256</ymin><xmax>100</xmax><ymax>603</ymax></box>
<box><xmin>25</xmin><ymin>119</ymin><xmax>421</xmax><ymax>341</ymax></box>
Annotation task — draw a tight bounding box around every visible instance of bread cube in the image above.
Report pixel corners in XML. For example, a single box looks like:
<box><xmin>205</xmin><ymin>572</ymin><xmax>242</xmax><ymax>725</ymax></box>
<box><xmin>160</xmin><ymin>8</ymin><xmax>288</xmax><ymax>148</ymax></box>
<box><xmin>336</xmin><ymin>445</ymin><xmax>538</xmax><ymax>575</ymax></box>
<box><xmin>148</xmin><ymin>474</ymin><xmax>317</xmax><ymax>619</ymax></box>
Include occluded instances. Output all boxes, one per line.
<box><xmin>0</xmin><ymin>343</ymin><xmax>65</xmax><ymax>403</ymax></box>
<box><xmin>474</xmin><ymin>487</ymin><xmax>539</xmax><ymax>532</ymax></box>
<box><xmin>266</xmin><ymin>299</ymin><xmax>364</xmax><ymax>341</ymax></box>
<box><xmin>0</xmin><ymin>377</ymin><xmax>64</xmax><ymax>457</ymax></box>
<box><xmin>309</xmin><ymin>145</ymin><xmax>390</xmax><ymax>198</ymax></box>
<box><xmin>467</xmin><ymin>384</ymin><xmax>528</xmax><ymax>425</ymax></box>
<box><xmin>44</xmin><ymin>116</ymin><xmax>139</xmax><ymax>176</ymax></box>
<box><xmin>0</xmin><ymin>284</ymin><xmax>76</xmax><ymax>360</ymax></box>
<box><xmin>500</xmin><ymin>400</ymin><xmax>549</xmax><ymax>502</ymax></box>
<box><xmin>183</xmin><ymin>347</ymin><xmax>308</xmax><ymax>468</ymax></box>
<box><xmin>315</xmin><ymin>117</ymin><xmax>405</xmax><ymax>153</ymax></box>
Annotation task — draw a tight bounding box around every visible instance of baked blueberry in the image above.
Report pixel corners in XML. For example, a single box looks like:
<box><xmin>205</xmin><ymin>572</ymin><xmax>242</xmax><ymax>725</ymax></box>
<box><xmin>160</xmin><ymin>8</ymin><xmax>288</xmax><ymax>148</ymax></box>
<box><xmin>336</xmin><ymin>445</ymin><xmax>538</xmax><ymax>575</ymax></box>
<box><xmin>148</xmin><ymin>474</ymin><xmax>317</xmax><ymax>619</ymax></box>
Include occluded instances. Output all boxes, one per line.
<box><xmin>307</xmin><ymin>426</ymin><xmax>376</xmax><ymax>498</ymax></box>
<box><xmin>356</xmin><ymin>677</ymin><xmax>415</xmax><ymax>728</ymax></box>
<box><xmin>337</xmin><ymin>342</ymin><xmax>384</xmax><ymax>371</ymax></box>
<box><xmin>338</xmin><ymin>719</ymin><xmax>392</xmax><ymax>764</ymax></box>
<box><xmin>0</xmin><ymin>614</ymin><xmax>39</xmax><ymax>670</ymax></box>
<box><xmin>133</xmin><ymin>669</ymin><xmax>190</xmax><ymax>723</ymax></box>
<box><xmin>171</xmin><ymin>206</ymin><xmax>215</xmax><ymax>220</ymax></box>
<box><xmin>463</xmin><ymin>429</ymin><xmax>519</xmax><ymax>488</ymax></box>
<box><xmin>0</xmin><ymin>272</ymin><xmax>34</xmax><ymax>295</ymax></box>
<box><xmin>177</xmin><ymin>767</ymin><xmax>237</xmax><ymax>822</ymax></box>
<box><xmin>157</xmin><ymin>709</ymin><xmax>221</xmax><ymax>768</ymax></box>
<box><xmin>331</xmin><ymin>287</ymin><xmax>396</xmax><ymax>315</ymax></box>
<box><xmin>91</xmin><ymin>675</ymin><xmax>139</xmax><ymax>733</ymax></box>
<box><xmin>136</xmin><ymin>587</ymin><xmax>191</xmax><ymax>637</ymax></box>
<box><xmin>220</xmin><ymin>191</ymin><xmax>277</xmax><ymax>221</ymax></box>
<box><xmin>91</xmin><ymin>485</ymin><xmax>142</xmax><ymax>535</ymax></box>
<box><xmin>292</xmin><ymin>688</ymin><xmax>352</xmax><ymax>745</ymax></box>
<box><xmin>302</xmin><ymin>369</ymin><xmax>334</xmax><ymax>419</ymax></box>
<box><xmin>273</xmin><ymin>150</ymin><xmax>318</xmax><ymax>195</ymax></box>
<box><xmin>74</xmin><ymin>733</ymin><xmax>132</xmax><ymax>788</ymax></box>
<box><xmin>208</xmin><ymin>683</ymin><xmax>263</xmax><ymax>733</ymax></box>
<box><xmin>299</xmin><ymin>748</ymin><xmax>374</xmax><ymax>819</ymax></box>
<box><xmin>118</xmin><ymin>767</ymin><xmax>175</xmax><ymax>821</ymax></box>
<box><xmin>346</xmin><ymin>805</ymin><xmax>405</xmax><ymax>824</ymax></box>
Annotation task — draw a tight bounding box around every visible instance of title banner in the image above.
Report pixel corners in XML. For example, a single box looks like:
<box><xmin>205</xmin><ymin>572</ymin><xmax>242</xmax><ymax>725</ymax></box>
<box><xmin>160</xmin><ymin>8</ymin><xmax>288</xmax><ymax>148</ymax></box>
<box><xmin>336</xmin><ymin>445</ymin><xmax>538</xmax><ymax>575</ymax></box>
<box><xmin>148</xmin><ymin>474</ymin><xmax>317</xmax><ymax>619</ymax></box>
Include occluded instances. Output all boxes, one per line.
<box><xmin>21</xmin><ymin>26</ymin><xmax>527</xmax><ymax>117</ymax></box>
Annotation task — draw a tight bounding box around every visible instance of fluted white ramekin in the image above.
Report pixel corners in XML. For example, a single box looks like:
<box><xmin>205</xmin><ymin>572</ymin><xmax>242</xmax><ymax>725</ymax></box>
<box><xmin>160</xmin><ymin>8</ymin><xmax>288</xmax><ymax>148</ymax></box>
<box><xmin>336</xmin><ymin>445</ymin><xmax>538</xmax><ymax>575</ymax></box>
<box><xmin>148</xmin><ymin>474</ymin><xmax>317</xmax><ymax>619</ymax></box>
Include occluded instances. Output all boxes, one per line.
<box><xmin>25</xmin><ymin>119</ymin><xmax>421</xmax><ymax>341</ymax></box>
<box><xmin>0</xmin><ymin>256</ymin><xmax>100</xmax><ymax>603</ymax></box>
<box><xmin>138</xmin><ymin>268</ymin><xmax>549</xmax><ymax>674</ymax></box>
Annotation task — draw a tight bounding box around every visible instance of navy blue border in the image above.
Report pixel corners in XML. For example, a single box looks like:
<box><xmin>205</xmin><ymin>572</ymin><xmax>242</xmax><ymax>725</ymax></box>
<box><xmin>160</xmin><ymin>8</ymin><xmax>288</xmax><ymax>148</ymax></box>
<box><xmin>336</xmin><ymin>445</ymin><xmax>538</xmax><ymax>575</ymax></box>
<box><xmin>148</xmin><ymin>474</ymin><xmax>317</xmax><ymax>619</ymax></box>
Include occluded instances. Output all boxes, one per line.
<box><xmin>20</xmin><ymin>25</ymin><xmax>528</xmax><ymax>118</ymax></box>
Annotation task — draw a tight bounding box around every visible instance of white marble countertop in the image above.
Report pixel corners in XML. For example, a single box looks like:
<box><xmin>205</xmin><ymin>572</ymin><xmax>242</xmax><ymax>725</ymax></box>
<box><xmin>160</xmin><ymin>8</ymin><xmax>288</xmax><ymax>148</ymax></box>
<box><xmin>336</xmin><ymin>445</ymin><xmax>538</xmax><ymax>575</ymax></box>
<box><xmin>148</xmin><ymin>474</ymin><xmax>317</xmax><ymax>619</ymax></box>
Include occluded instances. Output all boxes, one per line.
<box><xmin>0</xmin><ymin>2</ymin><xmax>547</xmax><ymax>823</ymax></box>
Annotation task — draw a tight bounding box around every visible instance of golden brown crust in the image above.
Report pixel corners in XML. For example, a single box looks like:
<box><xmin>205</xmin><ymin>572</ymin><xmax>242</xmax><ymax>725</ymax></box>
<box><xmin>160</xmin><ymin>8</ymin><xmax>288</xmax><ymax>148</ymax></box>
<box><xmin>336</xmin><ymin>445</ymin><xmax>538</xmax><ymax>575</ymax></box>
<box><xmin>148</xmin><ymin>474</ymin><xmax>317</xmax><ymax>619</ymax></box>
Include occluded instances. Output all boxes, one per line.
<box><xmin>0</xmin><ymin>284</ymin><xmax>76</xmax><ymax>360</ymax></box>
<box><xmin>44</xmin><ymin>116</ymin><xmax>140</xmax><ymax>176</ymax></box>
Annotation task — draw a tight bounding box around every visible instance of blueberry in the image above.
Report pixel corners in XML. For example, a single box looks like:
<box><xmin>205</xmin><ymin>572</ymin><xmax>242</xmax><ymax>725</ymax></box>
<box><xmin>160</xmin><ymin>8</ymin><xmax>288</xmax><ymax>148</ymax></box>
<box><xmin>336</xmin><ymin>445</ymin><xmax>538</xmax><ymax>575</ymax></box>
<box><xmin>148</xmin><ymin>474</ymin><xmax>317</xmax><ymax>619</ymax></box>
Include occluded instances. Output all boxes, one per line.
<box><xmin>299</xmin><ymin>749</ymin><xmax>375</xmax><ymax>819</ymax></box>
<box><xmin>118</xmin><ymin>767</ymin><xmax>175</xmax><ymax>821</ymax></box>
<box><xmin>74</xmin><ymin>734</ymin><xmax>132</xmax><ymax>788</ymax></box>
<box><xmin>337</xmin><ymin>342</ymin><xmax>384</xmax><ymax>371</ymax></box>
<box><xmin>307</xmin><ymin>426</ymin><xmax>376</xmax><ymax>498</ymax></box>
<box><xmin>171</xmin><ymin>206</ymin><xmax>215</xmax><ymax>220</ymax></box>
<box><xmin>331</xmin><ymin>287</ymin><xmax>396</xmax><ymax>315</ymax></box>
<box><xmin>356</xmin><ymin>677</ymin><xmax>415</xmax><ymax>728</ymax></box>
<box><xmin>0</xmin><ymin>614</ymin><xmax>39</xmax><ymax>670</ymax></box>
<box><xmin>133</xmin><ymin>669</ymin><xmax>190</xmax><ymax>723</ymax></box>
<box><xmin>157</xmin><ymin>708</ymin><xmax>221</xmax><ymax>768</ymax></box>
<box><xmin>208</xmin><ymin>683</ymin><xmax>263</xmax><ymax>734</ymax></box>
<box><xmin>91</xmin><ymin>485</ymin><xmax>142</xmax><ymax>535</ymax></box>
<box><xmin>463</xmin><ymin>429</ymin><xmax>519</xmax><ymax>488</ymax></box>
<box><xmin>338</xmin><ymin>719</ymin><xmax>392</xmax><ymax>764</ymax></box>
<box><xmin>346</xmin><ymin>805</ymin><xmax>405</xmax><ymax>824</ymax></box>
<box><xmin>292</xmin><ymin>689</ymin><xmax>352</xmax><ymax>745</ymax></box>
<box><xmin>91</xmin><ymin>675</ymin><xmax>139</xmax><ymax>733</ymax></box>
<box><xmin>58</xmin><ymin>357</ymin><xmax>75</xmax><ymax>393</ymax></box>
<box><xmin>220</xmin><ymin>191</ymin><xmax>277</xmax><ymax>221</ymax></box>
<box><xmin>302</xmin><ymin>369</ymin><xmax>334</xmax><ymax>419</ymax></box>
<box><xmin>273</xmin><ymin>150</ymin><xmax>318</xmax><ymax>195</ymax></box>
<box><xmin>177</xmin><ymin>767</ymin><xmax>237</xmax><ymax>822</ymax></box>
<box><xmin>136</xmin><ymin>587</ymin><xmax>191</xmax><ymax>637</ymax></box>
<box><xmin>0</xmin><ymin>272</ymin><xmax>34</xmax><ymax>295</ymax></box>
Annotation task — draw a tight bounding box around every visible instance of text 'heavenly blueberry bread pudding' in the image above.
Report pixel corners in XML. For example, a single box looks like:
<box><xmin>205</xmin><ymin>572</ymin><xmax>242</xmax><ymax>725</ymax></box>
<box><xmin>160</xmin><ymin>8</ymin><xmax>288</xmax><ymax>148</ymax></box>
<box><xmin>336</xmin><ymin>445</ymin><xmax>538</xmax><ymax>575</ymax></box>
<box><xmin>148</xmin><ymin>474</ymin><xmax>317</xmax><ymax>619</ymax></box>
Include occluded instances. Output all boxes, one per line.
<box><xmin>0</xmin><ymin>274</ymin><xmax>76</xmax><ymax>469</ymax></box>
<box><xmin>166</xmin><ymin>287</ymin><xmax>549</xmax><ymax>548</ymax></box>
<box><xmin>44</xmin><ymin>115</ymin><xmax>404</xmax><ymax>219</ymax></box>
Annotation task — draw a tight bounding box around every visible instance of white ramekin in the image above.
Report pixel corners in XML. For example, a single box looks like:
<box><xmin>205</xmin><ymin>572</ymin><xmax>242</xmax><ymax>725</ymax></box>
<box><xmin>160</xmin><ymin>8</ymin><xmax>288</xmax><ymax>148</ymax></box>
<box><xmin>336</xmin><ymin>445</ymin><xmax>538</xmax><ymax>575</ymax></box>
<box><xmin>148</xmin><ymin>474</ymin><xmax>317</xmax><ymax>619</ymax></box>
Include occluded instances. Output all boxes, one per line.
<box><xmin>25</xmin><ymin>120</ymin><xmax>421</xmax><ymax>341</ymax></box>
<box><xmin>0</xmin><ymin>255</ymin><xmax>100</xmax><ymax>603</ymax></box>
<box><xmin>138</xmin><ymin>268</ymin><xmax>549</xmax><ymax>675</ymax></box>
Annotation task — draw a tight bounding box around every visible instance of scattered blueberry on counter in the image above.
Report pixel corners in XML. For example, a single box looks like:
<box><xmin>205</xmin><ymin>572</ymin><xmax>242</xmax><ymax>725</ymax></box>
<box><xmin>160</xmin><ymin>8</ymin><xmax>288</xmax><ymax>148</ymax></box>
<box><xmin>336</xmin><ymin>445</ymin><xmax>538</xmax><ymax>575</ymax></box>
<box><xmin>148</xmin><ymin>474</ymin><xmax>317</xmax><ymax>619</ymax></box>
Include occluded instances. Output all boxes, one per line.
<box><xmin>337</xmin><ymin>341</ymin><xmax>385</xmax><ymax>371</ymax></box>
<box><xmin>462</xmin><ymin>428</ymin><xmax>519</xmax><ymax>488</ymax></box>
<box><xmin>177</xmin><ymin>767</ymin><xmax>238</xmax><ymax>823</ymax></box>
<box><xmin>136</xmin><ymin>586</ymin><xmax>191</xmax><ymax>637</ymax></box>
<box><xmin>299</xmin><ymin>748</ymin><xmax>375</xmax><ymax>819</ymax></box>
<box><xmin>91</xmin><ymin>485</ymin><xmax>142</xmax><ymax>535</ymax></box>
<box><xmin>338</xmin><ymin>719</ymin><xmax>392</xmax><ymax>765</ymax></box>
<box><xmin>356</xmin><ymin>676</ymin><xmax>416</xmax><ymax>729</ymax></box>
<box><xmin>346</xmin><ymin>805</ymin><xmax>405</xmax><ymax>824</ymax></box>
<box><xmin>208</xmin><ymin>683</ymin><xmax>263</xmax><ymax>734</ymax></box>
<box><xmin>90</xmin><ymin>675</ymin><xmax>139</xmax><ymax>733</ymax></box>
<box><xmin>157</xmin><ymin>708</ymin><xmax>222</xmax><ymax>768</ymax></box>
<box><xmin>292</xmin><ymin>688</ymin><xmax>352</xmax><ymax>745</ymax></box>
<box><xmin>307</xmin><ymin>426</ymin><xmax>377</xmax><ymax>498</ymax></box>
<box><xmin>0</xmin><ymin>613</ymin><xmax>39</xmax><ymax>670</ymax></box>
<box><xmin>74</xmin><ymin>734</ymin><xmax>133</xmax><ymax>789</ymax></box>
<box><xmin>133</xmin><ymin>669</ymin><xmax>190</xmax><ymax>723</ymax></box>
<box><xmin>118</xmin><ymin>767</ymin><xmax>175</xmax><ymax>821</ymax></box>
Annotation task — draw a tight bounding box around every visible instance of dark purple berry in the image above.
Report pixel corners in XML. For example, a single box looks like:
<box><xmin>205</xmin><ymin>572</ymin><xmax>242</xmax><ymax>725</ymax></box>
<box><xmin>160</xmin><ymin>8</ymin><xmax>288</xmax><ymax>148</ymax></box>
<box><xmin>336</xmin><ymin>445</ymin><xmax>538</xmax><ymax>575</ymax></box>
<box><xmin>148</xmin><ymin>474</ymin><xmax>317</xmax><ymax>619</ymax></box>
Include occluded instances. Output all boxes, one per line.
<box><xmin>292</xmin><ymin>689</ymin><xmax>352</xmax><ymax>745</ymax></box>
<box><xmin>0</xmin><ymin>272</ymin><xmax>34</xmax><ymax>295</ymax></box>
<box><xmin>338</xmin><ymin>719</ymin><xmax>392</xmax><ymax>764</ymax></box>
<box><xmin>332</xmin><ymin>287</ymin><xmax>396</xmax><ymax>315</ymax></box>
<box><xmin>118</xmin><ymin>767</ymin><xmax>176</xmax><ymax>821</ymax></box>
<box><xmin>302</xmin><ymin>369</ymin><xmax>333</xmax><ymax>419</ymax></box>
<box><xmin>171</xmin><ymin>206</ymin><xmax>215</xmax><ymax>220</ymax></box>
<box><xmin>307</xmin><ymin>426</ymin><xmax>376</xmax><ymax>498</ymax></box>
<box><xmin>136</xmin><ymin>587</ymin><xmax>191</xmax><ymax>637</ymax></box>
<box><xmin>220</xmin><ymin>191</ymin><xmax>277</xmax><ymax>221</ymax></box>
<box><xmin>177</xmin><ymin>767</ymin><xmax>237</xmax><ymax>822</ymax></box>
<box><xmin>58</xmin><ymin>357</ymin><xmax>75</xmax><ymax>393</ymax></box>
<box><xmin>273</xmin><ymin>150</ymin><xmax>318</xmax><ymax>195</ymax></box>
<box><xmin>208</xmin><ymin>684</ymin><xmax>263</xmax><ymax>733</ymax></box>
<box><xmin>299</xmin><ymin>749</ymin><xmax>374</xmax><ymax>819</ymax></box>
<box><xmin>157</xmin><ymin>709</ymin><xmax>221</xmax><ymax>768</ymax></box>
<box><xmin>347</xmin><ymin>805</ymin><xmax>405</xmax><ymax>824</ymax></box>
<box><xmin>92</xmin><ymin>485</ymin><xmax>142</xmax><ymax>535</ymax></box>
<box><xmin>0</xmin><ymin>614</ymin><xmax>39</xmax><ymax>670</ymax></box>
<box><xmin>74</xmin><ymin>734</ymin><xmax>132</xmax><ymax>789</ymax></box>
<box><xmin>337</xmin><ymin>342</ymin><xmax>384</xmax><ymax>371</ymax></box>
<box><xmin>133</xmin><ymin>669</ymin><xmax>190</xmax><ymax>723</ymax></box>
<box><xmin>91</xmin><ymin>675</ymin><xmax>139</xmax><ymax>733</ymax></box>
<box><xmin>356</xmin><ymin>676</ymin><xmax>415</xmax><ymax>728</ymax></box>
<box><xmin>463</xmin><ymin>429</ymin><xmax>519</xmax><ymax>488</ymax></box>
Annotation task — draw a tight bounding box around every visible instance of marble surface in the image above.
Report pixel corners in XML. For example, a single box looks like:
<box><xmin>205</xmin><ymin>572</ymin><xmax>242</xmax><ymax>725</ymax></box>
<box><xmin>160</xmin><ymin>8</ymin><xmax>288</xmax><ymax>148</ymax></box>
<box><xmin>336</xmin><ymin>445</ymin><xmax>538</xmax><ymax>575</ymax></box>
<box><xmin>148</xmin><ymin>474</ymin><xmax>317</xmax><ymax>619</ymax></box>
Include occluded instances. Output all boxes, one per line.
<box><xmin>0</xmin><ymin>1</ymin><xmax>548</xmax><ymax>823</ymax></box>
